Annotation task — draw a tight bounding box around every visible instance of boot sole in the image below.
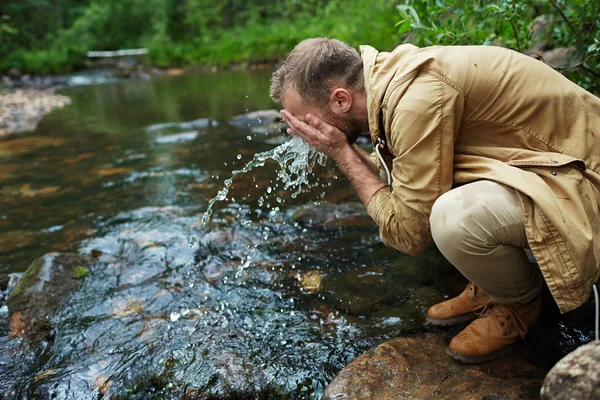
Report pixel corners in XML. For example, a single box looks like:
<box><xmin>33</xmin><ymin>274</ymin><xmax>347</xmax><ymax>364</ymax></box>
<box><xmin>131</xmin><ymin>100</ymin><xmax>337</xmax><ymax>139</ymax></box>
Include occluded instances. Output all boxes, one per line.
<box><xmin>446</xmin><ymin>343</ymin><xmax>515</xmax><ymax>364</ymax></box>
<box><xmin>426</xmin><ymin>312</ymin><xmax>477</xmax><ymax>327</ymax></box>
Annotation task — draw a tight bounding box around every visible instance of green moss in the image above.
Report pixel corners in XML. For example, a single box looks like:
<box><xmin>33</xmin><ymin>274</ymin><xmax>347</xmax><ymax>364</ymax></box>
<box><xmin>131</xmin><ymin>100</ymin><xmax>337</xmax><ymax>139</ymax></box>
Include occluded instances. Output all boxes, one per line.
<box><xmin>71</xmin><ymin>266</ymin><xmax>88</xmax><ymax>279</ymax></box>
<box><xmin>8</xmin><ymin>257</ymin><xmax>44</xmax><ymax>306</ymax></box>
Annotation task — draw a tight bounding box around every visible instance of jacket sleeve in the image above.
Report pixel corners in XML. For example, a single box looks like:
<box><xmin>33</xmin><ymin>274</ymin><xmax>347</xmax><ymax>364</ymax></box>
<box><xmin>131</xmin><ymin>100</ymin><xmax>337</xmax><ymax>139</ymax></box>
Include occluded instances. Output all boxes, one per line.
<box><xmin>366</xmin><ymin>72</ymin><xmax>464</xmax><ymax>255</ymax></box>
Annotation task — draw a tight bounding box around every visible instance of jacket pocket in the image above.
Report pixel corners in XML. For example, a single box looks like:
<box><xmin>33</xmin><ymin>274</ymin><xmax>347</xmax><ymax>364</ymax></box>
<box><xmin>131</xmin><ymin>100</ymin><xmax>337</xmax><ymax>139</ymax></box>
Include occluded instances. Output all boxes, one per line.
<box><xmin>506</xmin><ymin>150</ymin><xmax>587</xmax><ymax>171</ymax></box>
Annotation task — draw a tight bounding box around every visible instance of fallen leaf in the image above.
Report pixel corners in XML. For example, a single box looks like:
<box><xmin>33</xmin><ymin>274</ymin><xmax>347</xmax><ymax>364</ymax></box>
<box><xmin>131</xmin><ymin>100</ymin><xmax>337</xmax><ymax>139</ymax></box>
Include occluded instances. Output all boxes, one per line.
<box><xmin>93</xmin><ymin>374</ymin><xmax>111</xmax><ymax>394</ymax></box>
<box><xmin>300</xmin><ymin>270</ymin><xmax>322</xmax><ymax>293</ymax></box>
<box><xmin>34</xmin><ymin>369</ymin><xmax>57</xmax><ymax>381</ymax></box>
<box><xmin>9</xmin><ymin>311</ymin><xmax>27</xmax><ymax>338</ymax></box>
<box><xmin>96</xmin><ymin>167</ymin><xmax>132</xmax><ymax>177</ymax></box>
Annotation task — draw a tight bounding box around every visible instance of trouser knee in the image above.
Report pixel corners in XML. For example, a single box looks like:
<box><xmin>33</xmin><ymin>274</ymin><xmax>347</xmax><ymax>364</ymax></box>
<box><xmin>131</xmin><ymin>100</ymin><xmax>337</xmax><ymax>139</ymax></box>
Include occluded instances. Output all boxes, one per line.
<box><xmin>429</xmin><ymin>181</ymin><xmax>543</xmax><ymax>304</ymax></box>
<box><xmin>429</xmin><ymin>189</ymin><xmax>470</xmax><ymax>258</ymax></box>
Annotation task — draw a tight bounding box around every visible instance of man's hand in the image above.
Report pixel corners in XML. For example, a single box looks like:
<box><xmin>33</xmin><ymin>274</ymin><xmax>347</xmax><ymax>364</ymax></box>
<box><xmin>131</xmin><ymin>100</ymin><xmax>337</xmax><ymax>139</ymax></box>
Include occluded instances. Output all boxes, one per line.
<box><xmin>281</xmin><ymin>109</ymin><xmax>386</xmax><ymax>209</ymax></box>
<box><xmin>280</xmin><ymin>110</ymin><xmax>351</xmax><ymax>162</ymax></box>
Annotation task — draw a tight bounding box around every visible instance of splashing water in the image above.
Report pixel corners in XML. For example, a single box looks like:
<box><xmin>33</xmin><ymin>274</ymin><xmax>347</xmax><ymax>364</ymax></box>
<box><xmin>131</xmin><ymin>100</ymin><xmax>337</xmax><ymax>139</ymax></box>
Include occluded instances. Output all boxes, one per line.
<box><xmin>197</xmin><ymin>137</ymin><xmax>327</xmax><ymax>232</ymax></box>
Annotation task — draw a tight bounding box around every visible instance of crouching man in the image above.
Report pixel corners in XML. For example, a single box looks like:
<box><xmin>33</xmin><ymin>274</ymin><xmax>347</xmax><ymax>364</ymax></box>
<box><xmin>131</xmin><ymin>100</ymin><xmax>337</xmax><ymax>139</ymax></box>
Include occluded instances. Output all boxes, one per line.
<box><xmin>271</xmin><ymin>38</ymin><xmax>600</xmax><ymax>363</ymax></box>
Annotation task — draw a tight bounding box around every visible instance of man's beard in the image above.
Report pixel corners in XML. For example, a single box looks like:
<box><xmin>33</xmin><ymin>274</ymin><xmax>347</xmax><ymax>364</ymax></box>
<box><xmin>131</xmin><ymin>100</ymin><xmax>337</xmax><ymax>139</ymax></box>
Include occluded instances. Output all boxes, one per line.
<box><xmin>323</xmin><ymin>107</ymin><xmax>365</xmax><ymax>145</ymax></box>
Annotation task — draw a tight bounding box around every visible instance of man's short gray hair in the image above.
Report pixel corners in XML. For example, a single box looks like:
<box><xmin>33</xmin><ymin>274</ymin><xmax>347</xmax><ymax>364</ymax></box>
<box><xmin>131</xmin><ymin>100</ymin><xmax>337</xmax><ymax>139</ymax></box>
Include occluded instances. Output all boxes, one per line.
<box><xmin>270</xmin><ymin>38</ymin><xmax>364</xmax><ymax>108</ymax></box>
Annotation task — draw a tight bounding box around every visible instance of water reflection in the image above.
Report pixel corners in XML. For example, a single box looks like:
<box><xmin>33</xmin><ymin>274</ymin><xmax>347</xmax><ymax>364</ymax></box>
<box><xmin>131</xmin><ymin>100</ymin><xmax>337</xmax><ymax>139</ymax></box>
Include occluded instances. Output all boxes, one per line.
<box><xmin>0</xmin><ymin>70</ymin><xmax>277</xmax><ymax>273</ymax></box>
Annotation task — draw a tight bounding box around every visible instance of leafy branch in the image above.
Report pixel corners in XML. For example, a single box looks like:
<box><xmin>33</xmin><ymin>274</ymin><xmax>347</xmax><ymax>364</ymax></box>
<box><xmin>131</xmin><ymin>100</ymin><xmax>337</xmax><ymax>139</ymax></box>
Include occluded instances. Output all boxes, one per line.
<box><xmin>395</xmin><ymin>0</ymin><xmax>600</xmax><ymax>94</ymax></box>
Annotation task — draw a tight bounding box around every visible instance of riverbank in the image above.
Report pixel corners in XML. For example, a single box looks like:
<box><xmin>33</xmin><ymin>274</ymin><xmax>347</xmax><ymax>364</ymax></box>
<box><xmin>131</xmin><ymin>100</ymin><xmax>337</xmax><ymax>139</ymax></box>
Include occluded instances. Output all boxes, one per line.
<box><xmin>0</xmin><ymin>65</ymin><xmax>181</xmax><ymax>137</ymax></box>
<box><xmin>0</xmin><ymin>89</ymin><xmax>71</xmax><ymax>137</ymax></box>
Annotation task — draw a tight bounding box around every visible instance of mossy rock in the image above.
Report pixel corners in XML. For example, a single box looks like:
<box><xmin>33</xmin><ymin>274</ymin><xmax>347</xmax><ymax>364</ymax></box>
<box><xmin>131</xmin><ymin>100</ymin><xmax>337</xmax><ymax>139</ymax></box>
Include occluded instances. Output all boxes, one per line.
<box><xmin>7</xmin><ymin>252</ymin><xmax>94</xmax><ymax>344</ymax></box>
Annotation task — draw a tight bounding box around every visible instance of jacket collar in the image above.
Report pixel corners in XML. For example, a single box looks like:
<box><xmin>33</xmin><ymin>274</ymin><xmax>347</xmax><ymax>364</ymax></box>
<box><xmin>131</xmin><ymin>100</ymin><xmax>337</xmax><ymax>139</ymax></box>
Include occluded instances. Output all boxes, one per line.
<box><xmin>360</xmin><ymin>45</ymin><xmax>386</xmax><ymax>146</ymax></box>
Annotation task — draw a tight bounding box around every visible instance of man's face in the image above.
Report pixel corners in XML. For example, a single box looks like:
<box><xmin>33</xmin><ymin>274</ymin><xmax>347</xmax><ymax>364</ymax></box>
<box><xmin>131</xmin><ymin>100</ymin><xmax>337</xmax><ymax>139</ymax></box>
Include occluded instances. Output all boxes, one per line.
<box><xmin>281</xmin><ymin>89</ymin><xmax>364</xmax><ymax>144</ymax></box>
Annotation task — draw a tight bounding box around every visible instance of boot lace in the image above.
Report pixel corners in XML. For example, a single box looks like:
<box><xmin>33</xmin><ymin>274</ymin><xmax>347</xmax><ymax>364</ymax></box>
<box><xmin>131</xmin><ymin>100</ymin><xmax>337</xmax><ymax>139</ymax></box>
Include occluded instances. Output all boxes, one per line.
<box><xmin>473</xmin><ymin>303</ymin><xmax>528</xmax><ymax>338</ymax></box>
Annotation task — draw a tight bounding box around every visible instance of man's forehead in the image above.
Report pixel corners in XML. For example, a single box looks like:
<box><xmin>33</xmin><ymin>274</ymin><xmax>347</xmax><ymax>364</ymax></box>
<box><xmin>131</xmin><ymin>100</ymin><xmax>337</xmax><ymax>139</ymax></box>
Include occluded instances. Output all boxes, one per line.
<box><xmin>281</xmin><ymin>90</ymin><xmax>319</xmax><ymax>121</ymax></box>
<box><xmin>281</xmin><ymin>88</ymin><xmax>304</xmax><ymax>106</ymax></box>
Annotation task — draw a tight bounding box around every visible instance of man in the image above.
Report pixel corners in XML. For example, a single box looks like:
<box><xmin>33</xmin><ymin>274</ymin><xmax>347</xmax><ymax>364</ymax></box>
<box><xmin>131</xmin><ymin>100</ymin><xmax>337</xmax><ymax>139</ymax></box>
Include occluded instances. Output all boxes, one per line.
<box><xmin>270</xmin><ymin>38</ymin><xmax>600</xmax><ymax>363</ymax></box>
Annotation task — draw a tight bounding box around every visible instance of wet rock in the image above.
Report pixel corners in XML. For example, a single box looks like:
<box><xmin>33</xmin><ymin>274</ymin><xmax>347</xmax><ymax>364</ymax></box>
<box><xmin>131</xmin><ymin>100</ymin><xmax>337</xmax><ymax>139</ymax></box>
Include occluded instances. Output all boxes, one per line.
<box><xmin>526</xmin><ymin>287</ymin><xmax>596</xmax><ymax>367</ymax></box>
<box><xmin>0</xmin><ymin>272</ymin><xmax>23</xmax><ymax>305</ymax></box>
<box><xmin>323</xmin><ymin>333</ymin><xmax>545</xmax><ymax>400</ymax></box>
<box><xmin>230</xmin><ymin>109</ymin><xmax>285</xmax><ymax>133</ymax></box>
<box><xmin>7</xmin><ymin>252</ymin><xmax>94</xmax><ymax>343</ymax></box>
<box><xmin>250</xmin><ymin>122</ymin><xmax>287</xmax><ymax>135</ymax></box>
<box><xmin>525</xmin><ymin>46</ymin><xmax>579</xmax><ymax>69</ymax></box>
<box><xmin>145</xmin><ymin>118</ymin><xmax>216</xmax><ymax>133</ymax></box>
<box><xmin>1</xmin><ymin>74</ymin><xmax>69</xmax><ymax>90</ymax></box>
<box><xmin>0</xmin><ymin>274</ymin><xmax>9</xmax><ymax>292</ymax></box>
<box><xmin>7</xmin><ymin>68</ymin><xmax>22</xmax><ymax>79</ymax></box>
<box><xmin>154</xmin><ymin>130</ymin><xmax>200</xmax><ymax>144</ymax></box>
<box><xmin>540</xmin><ymin>340</ymin><xmax>600</xmax><ymax>400</ymax></box>
<box><xmin>291</xmin><ymin>202</ymin><xmax>375</xmax><ymax>230</ymax></box>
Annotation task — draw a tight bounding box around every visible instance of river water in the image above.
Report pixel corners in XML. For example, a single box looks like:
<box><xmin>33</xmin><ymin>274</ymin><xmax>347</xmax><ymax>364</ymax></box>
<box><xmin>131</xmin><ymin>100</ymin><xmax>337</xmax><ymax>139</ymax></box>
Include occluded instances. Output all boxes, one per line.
<box><xmin>0</xmin><ymin>70</ymin><xmax>594</xmax><ymax>398</ymax></box>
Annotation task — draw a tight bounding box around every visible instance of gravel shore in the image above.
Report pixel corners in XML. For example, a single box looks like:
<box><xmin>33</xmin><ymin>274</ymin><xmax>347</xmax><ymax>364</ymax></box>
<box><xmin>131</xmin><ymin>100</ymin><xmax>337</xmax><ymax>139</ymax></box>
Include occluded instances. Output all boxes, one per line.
<box><xmin>0</xmin><ymin>88</ymin><xmax>71</xmax><ymax>136</ymax></box>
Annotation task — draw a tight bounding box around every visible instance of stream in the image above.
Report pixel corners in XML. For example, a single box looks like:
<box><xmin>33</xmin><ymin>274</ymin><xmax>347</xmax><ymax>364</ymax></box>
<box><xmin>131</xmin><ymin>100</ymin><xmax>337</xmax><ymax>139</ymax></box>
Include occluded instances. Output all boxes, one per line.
<box><xmin>0</xmin><ymin>70</ymin><xmax>594</xmax><ymax>399</ymax></box>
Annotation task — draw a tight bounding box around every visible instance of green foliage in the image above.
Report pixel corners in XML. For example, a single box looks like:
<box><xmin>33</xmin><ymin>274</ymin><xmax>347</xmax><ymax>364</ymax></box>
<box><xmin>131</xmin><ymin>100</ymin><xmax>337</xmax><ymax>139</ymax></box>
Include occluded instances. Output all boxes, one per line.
<box><xmin>395</xmin><ymin>0</ymin><xmax>600</xmax><ymax>93</ymax></box>
<box><xmin>396</xmin><ymin>0</ymin><xmax>532</xmax><ymax>50</ymax></box>
<box><xmin>1</xmin><ymin>0</ymin><xmax>598</xmax><ymax>94</ymax></box>
<box><xmin>1</xmin><ymin>0</ymin><xmax>399</xmax><ymax>74</ymax></box>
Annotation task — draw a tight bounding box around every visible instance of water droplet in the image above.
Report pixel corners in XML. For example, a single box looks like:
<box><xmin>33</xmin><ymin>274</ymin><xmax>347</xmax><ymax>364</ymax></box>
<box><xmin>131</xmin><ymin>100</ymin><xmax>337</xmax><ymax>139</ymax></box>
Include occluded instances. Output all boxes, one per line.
<box><xmin>237</xmin><ymin>154</ymin><xmax>242</xmax><ymax>160</ymax></box>
<box><xmin>197</xmin><ymin>137</ymin><xmax>326</xmax><ymax>230</ymax></box>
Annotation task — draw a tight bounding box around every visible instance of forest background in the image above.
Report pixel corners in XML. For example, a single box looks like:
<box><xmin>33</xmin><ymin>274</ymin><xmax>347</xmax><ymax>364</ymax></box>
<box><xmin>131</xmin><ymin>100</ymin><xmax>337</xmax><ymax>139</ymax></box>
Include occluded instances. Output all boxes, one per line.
<box><xmin>0</xmin><ymin>0</ymin><xmax>598</xmax><ymax>93</ymax></box>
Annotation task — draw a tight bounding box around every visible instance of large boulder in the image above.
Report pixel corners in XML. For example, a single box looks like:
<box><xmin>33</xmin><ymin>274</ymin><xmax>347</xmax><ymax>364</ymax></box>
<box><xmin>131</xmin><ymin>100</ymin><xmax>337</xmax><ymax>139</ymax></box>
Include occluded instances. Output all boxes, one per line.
<box><xmin>323</xmin><ymin>333</ymin><xmax>545</xmax><ymax>400</ymax></box>
<box><xmin>7</xmin><ymin>252</ymin><xmax>94</xmax><ymax>344</ymax></box>
<box><xmin>540</xmin><ymin>340</ymin><xmax>600</xmax><ymax>400</ymax></box>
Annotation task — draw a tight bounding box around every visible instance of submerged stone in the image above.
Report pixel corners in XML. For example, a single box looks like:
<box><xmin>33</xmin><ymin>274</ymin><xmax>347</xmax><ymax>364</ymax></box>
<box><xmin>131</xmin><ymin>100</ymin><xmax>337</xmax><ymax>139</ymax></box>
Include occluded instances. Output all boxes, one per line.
<box><xmin>7</xmin><ymin>252</ymin><xmax>94</xmax><ymax>343</ymax></box>
<box><xmin>540</xmin><ymin>340</ymin><xmax>600</xmax><ymax>400</ymax></box>
<box><xmin>291</xmin><ymin>202</ymin><xmax>375</xmax><ymax>230</ymax></box>
<box><xmin>145</xmin><ymin>118</ymin><xmax>216</xmax><ymax>133</ymax></box>
<box><xmin>154</xmin><ymin>130</ymin><xmax>200</xmax><ymax>144</ymax></box>
<box><xmin>0</xmin><ymin>136</ymin><xmax>66</xmax><ymax>157</ymax></box>
<box><xmin>229</xmin><ymin>109</ymin><xmax>282</xmax><ymax>129</ymax></box>
<box><xmin>323</xmin><ymin>333</ymin><xmax>545</xmax><ymax>400</ymax></box>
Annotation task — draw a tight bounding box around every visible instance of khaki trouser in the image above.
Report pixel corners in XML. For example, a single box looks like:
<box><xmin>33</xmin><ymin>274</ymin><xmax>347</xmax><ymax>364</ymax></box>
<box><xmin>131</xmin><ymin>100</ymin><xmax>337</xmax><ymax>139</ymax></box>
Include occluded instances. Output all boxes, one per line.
<box><xmin>430</xmin><ymin>180</ymin><xmax>544</xmax><ymax>304</ymax></box>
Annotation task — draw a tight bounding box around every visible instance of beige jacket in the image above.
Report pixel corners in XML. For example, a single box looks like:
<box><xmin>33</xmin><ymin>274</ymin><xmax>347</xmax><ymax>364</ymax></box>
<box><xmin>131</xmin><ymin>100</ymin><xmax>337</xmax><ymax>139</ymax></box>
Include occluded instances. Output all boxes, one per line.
<box><xmin>361</xmin><ymin>44</ymin><xmax>600</xmax><ymax>313</ymax></box>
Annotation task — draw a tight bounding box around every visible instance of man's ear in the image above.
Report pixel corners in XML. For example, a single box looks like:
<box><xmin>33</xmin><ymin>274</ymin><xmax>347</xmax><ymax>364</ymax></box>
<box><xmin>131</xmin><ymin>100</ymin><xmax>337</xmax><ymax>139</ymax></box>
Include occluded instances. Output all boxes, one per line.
<box><xmin>329</xmin><ymin>88</ymin><xmax>353</xmax><ymax>113</ymax></box>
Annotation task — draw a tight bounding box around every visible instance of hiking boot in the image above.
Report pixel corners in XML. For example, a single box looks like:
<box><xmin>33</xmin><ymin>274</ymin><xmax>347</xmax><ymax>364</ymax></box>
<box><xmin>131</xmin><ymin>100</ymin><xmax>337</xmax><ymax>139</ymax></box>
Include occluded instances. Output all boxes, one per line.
<box><xmin>447</xmin><ymin>295</ymin><xmax>542</xmax><ymax>364</ymax></box>
<box><xmin>426</xmin><ymin>282</ymin><xmax>491</xmax><ymax>326</ymax></box>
